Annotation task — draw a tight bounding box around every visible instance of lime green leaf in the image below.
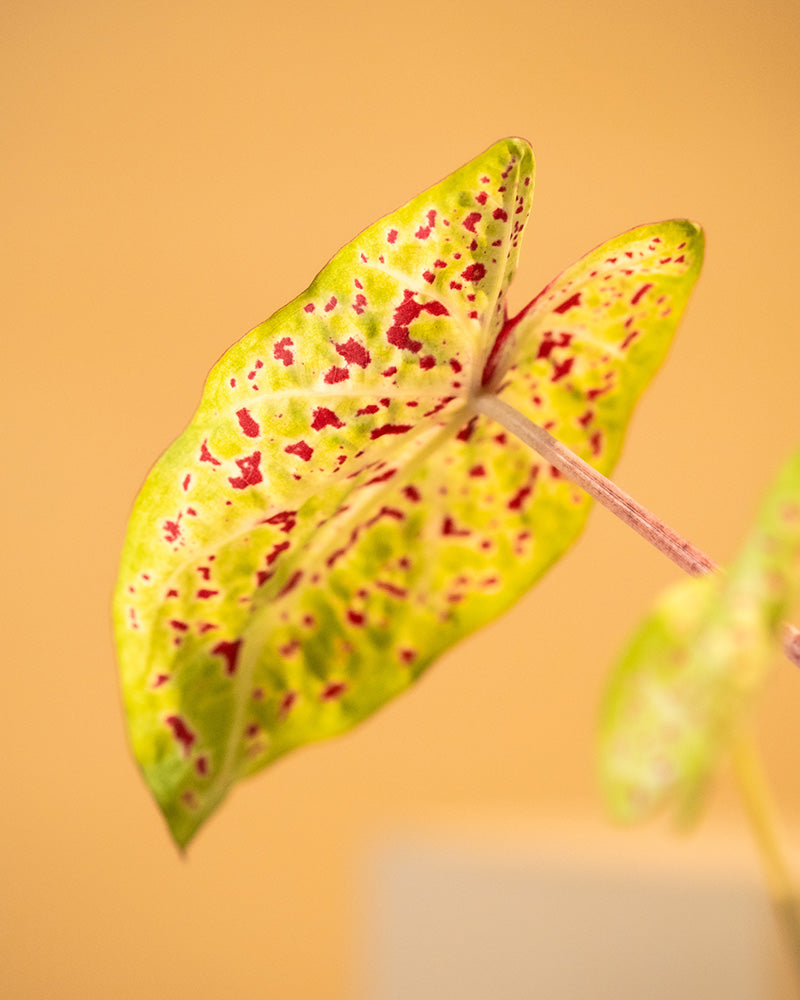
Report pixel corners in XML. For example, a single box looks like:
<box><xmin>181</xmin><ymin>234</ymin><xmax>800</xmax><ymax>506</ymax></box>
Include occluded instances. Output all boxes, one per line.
<box><xmin>599</xmin><ymin>450</ymin><xmax>800</xmax><ymax>826</ymax></box>
<box><xmin>114</xmin><ymin>137</ymin><xmax>704</xmax><ymax>846</ymax></box>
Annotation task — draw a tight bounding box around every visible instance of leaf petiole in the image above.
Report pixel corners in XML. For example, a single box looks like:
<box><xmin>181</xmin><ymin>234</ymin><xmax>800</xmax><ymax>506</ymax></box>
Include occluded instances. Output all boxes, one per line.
<box><xmin>474</xmin><ymin>392</ymin><xmax>800</xmax><ymax>669</ymax></box>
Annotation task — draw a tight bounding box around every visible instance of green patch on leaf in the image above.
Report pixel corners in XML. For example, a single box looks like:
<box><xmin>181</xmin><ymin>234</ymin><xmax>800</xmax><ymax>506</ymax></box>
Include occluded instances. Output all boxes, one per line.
<box><xmin>114</xmin><ymin>137</ymin><xmax>704</xmax><ymax>846</ymax></box>
<box><xmin>599</xmin><ymin>450</ymin><xmax>800</xmax><ymax>826</ymax></box>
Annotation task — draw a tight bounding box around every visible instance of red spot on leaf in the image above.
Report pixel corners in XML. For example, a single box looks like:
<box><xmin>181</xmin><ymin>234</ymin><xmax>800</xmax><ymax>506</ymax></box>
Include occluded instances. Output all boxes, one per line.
<box><xmin>182</xmin><ymin>474</ymin><xmax>191</xmax><ymax>491</ymax></box>
<box><xmin>508</xmin><ymin>484</ymin><xmax>532</xmax><ymax>510</ymax></box>
<box><xmin>195</xmin><ymin>756</ymin><xmax>208</xmax><ymax>777</ymax></box>
<box><xmin>463</xmin><ymin>212</ymin><xmax>482</xmax><ymax>232</ymax></box>
<box><xmin>279</xmin><ymin>690</ymin><xmax>298</xmax><ymax>718</ymax></box>
<box><xmin>400</xmin><ymin>649</ymin><xmax>416</xmax><ymax>665</ymax></box>
<box><xmin>590</xmin><ymin>430</ymin><xmax>603</xmax><ymax>456</ymax></box>
<box><xmin>551</xmin><ymin>357</ymin><xmax>574</xmax><ymax>382</ymax></box>
<box><xmin>456</xmin><ymin>417</ymin><xmax>478</xmax><ymax>442</ymax></box>
<box><xmin>423</xmin><ymin>270</ymin><xmax>435</xmax><ymax>283</ymax></box>
<box><xmin>420</xmin><ymin>355</ymin><xmax>435</xmax><ymax>370</ymax></box>
<box><xmin>152</xmin><ymin>673</ymin><xmax>170</xmax><ymax>688</ymax></box>
<box><xmin>382</xmin><ymin>366</ymin><xmax>398</xmax><ymax>377</ymax></box>
<box><xmin>586</xmin><ymin>380</ymin><xmax>613</xmax><ymax>401</ymax></box>
<box><xmin>273</xmin><ymin>337</ymin><xmax>295</xmax><ymax>365</ymax></box>
<box><xmin>304</xmin><ymin>303</ymin><xmax>315</xmax><ymax>313</ymax></box>
<box><xmin>352</xmin><ymin>294</ymin><xmax>368</xmax><ymax>315</ymax></box>
<box><xmin>321</xmin><ymin>681</ymin><xmax>347</xmax><ymax>701</ymax></box>
<box><xmin>422</xmin><ymin>395</ymin><xmax>455</xmax><ymax>418</ymax></box>
<box><xmin>324</xmin><ymin>296</ymin><xmax>337</xmax><ymax>312</ymax></box>
<box><xmin>199</xmin><ymin>440</ymin><xmax>221</xmax><ymax>466</ymax></box>
<box><xmin>631</xmin><ymin>283</ymin><xmax>653</xmax><ymax>305</ymax></box>
<box><xmin>368</xmin><ymin>505</ymin><xmax>404</xmax><ymax>525</ymax></box>
<box><xmin>476</xmin><ymin>191</ymin><xmax>488</xmax><ymax>205</ymax></box>
<box><xmin>266</xmin><ymin>541</ymin><xmax>290</xmax><ymax>568</ymax></box>
<box><xmin>264</xmin><ymin>510</ymin><xmax>297</xmax><ymax>533</ymax></box>
<box><xmin>326</xmin><ymin>547</ymin><xmax>347</xmax><ymax>569</ymax></box>
<box><xmin>236</xmin><ymin>407</ymin><xmax>260</xmax><ymax>438</ymax></box>
<box><xmin>461</xmin><ymin>263</ymin><xmax>486</xmax><ymax>283</ymax></box>
<box><xmin>324</xmin><ymin>366</ymin><xmax>350</xmax><ymax>384</ymax></box>
<box><xmin>403</xmin><ymin>484</ymin><xmax>421</xmax><ymax>502</ymax></box>
<box><xmin>212</xmin><ymin>639</ymin><xmax>242</xmax><ymax>675</ymax></box>
<box><xmin>347</xmin><ymin>609</ymin><xmax>365</xmax><ymax>626</ymax></box>
<box><xmin>357</xmin><ymin>404</ymin><xmax>380</xmax><ymax>416</ymax></box>
<box><xmin>416</xmin><ymin>226</ymin><xmax>431</xmax><ymax>239</ymax></box>
<box><xmin>312</xmin><ymin>407</ymin><xmax>345</xmax><ymax>431</ymax></box>
<box><xmin>197</xmin><ymin>589</ymin><xmax>219</xmax><ymax>599</ymax></box>
<box><xmin>163</xmin><ymin>519</ymin><xmax>181</xmax><ymax>543</ymax></box>
<box><xmin>387</xmin><ymin>229</ymin><xmax>398</xmax><ymax>243</ymax></box>
<box><xmin>536</xmin><ymin>331</ymin><xmax>573</xmax><ymax>360</ymax></box>
<box><xmin>364</xmin><ymin>468</ymin><xmax>397</xmax><ymax>486</ymax></box>
<box><xmin>554</xmin><ymin>292</ymin><xmax>581</xmax><ymax>314</ymax></box>
<box><xmin>371</xmin><ymin>424</ymin><xmax>412</xmax><ymax>439</ymax></box>
<box><xmin>165</xmin><ymin>715</ymin><xmax>195</xmax><ymax>755</ymax></box>
<box><xmin>492</xmin><ymin>207</ymin><xmax>508</xmax><ymax>222</ymax></box>
<box><xmin>442</xmin><ymin>516</ymin><xmax>470</xmax><ymax>537</ymax></box>
<box><xmin>277</xmin><ymin>570</ymin><xmax>303</xmax><ymax>598</ymax></box>
<box><xmin>376</xmin><ymin>581</ymin><xmax>408</xmax><ymax>599</ymax></box>
<box><xmin>229</xmin><ymin>450</ymin><xmax>263</xmax><ymax>489</ymax></box>
<box><xmin>335</xmin><ymin>337</ymin><xmax>371</xmax><ymax>368</ymax></box>
<box><xmin>285</xmin><ymin>440</ymin><xmax>313</xmax><ymax>461</ymax></box>
<box><xmin>469</xmin><ymin>464</ymin><xmax>486</xmax><ymax>477</ymax></box>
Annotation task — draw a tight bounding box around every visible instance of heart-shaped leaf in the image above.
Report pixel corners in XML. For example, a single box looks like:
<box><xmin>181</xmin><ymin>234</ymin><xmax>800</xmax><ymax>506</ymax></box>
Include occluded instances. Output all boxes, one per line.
<box><xmin>599</xmin><ymin>449</ymin><xmax>800</xmax><ymax>826</ymax></box>
<box><xmin>114</xmin><ymin>137</ymin><xmax>704</xmax><ymax>846</ymax></box>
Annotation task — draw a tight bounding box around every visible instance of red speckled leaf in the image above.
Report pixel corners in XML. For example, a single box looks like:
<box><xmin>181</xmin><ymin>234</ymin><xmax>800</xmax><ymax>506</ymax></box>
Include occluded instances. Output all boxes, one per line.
<box><xmin>114</xmin><ymin>138</ymin><xmax>703</xmax><ymax>846</ymax></box>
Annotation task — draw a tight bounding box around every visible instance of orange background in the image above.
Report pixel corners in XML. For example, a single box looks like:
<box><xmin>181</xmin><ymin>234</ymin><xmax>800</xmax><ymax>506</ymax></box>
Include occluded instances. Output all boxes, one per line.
<box><xmin>4</xmin><ymin>1</ymin><xmax>800</xmax><ymax>996</ymax></box>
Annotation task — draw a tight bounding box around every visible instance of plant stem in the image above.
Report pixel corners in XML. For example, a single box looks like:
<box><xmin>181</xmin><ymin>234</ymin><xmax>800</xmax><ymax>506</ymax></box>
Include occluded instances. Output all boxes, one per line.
<box><xmin>731</xmin><ymin>729</ymin><xmax>800</xmax><ymax>990</ymax></box>
<box><xmin>474</xmin><ymin>392</ymin><xmax>800</xmax><ymax>669</ymax></box>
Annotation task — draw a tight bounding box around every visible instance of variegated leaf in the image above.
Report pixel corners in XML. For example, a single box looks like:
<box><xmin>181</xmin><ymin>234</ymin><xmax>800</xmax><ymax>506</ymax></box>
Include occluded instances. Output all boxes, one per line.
<box><xmin>599</xmin><ymin>449</ymin><xmax>800</xmax><ymax>826</ymax></box>
<box><xmin>114</xmin><ymin>137</ymin><xmax>704</xmax><ymax>846</ymax></box>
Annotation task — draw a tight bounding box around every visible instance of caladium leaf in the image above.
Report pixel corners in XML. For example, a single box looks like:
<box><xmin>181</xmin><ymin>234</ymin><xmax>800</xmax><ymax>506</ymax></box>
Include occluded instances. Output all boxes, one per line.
<box><xmin>599</xmin><ymin>449</ymin><xmax>800</xmax><ymax>826</ymax></box>
<box><xmin>114</xmin><ymin>137</ymin><xmax>704</xmax><ymax>846</ymax></box>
